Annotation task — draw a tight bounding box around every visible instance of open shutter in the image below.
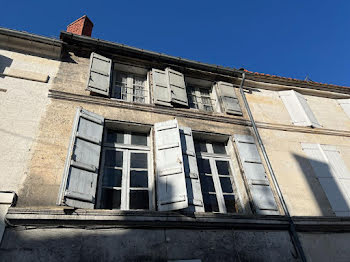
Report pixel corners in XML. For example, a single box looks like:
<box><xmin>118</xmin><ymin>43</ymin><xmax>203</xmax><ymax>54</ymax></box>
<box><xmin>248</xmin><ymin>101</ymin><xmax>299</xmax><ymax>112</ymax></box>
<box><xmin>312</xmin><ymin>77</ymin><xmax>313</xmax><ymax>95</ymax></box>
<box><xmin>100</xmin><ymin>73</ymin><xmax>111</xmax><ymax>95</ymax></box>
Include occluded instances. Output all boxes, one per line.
<box><xmin>279</xmin><ymin>90</ymin><xmax>321</xmax><ymax>127</ymax></box>
<box><xmin>166</xmin><ymin>68</ymin><xmax>188</xmax><ymax>106</ymax></box>
<box><xmin>86</xmin><ymin>52</ymin><xmax>112</xmax><ymax>96</ymax></box>
<box><xmin>152</xmin><ymin>68</ymin><xmax>172</xmax><ymax>106</ymax></box>
<box><xmin>154</xmin><ymin>119</ymin><xmax>188</xmax><ymax>211</ymax></box>
<box><xmin>180</xmin><ymin>126</ymin><xmax>204</xmax><ymax>212</ymax></box>
<box><xmin>302</xmin><ymin>143</ymin><xmax>350</xmax><ymax>216</ymax></box>
<box><xmin>337</xmin><ymin>99</ymin><xmax>350</xmax><ymax>119</ymax></box>
<box><xmin>58</xmin><ymin>107</ymin><xmax>104</xmax><ymax>209</ymax></box>
<box><xmin>216</xmin><ymin>82</ymin><xmax>242</xmax><ymax>115</ymax></box>
<box><xmin>235</xmin><ymin>135</ymin><xmax>279</xmax><ymax>215</ymax></box>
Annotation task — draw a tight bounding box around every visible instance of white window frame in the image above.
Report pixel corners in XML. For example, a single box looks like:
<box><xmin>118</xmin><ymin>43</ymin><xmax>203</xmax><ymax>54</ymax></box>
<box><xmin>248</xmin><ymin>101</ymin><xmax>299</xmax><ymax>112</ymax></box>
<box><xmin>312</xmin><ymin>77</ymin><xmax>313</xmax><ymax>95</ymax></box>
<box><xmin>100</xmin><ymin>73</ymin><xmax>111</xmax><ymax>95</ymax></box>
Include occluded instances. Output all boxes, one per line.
<box><xmin>97</xmin><ymin>129</ymin><xmax>154</xmax><ymax>210</ymax></box>
<box><xmin>187</xmin><ymin>85</ymin><xmax>216</xmax><ymax>112</ymax></box>
<box><xmin>195</xmin><ymin>141</ymin><xmax>237</xmax><ymax>213</ymax></box>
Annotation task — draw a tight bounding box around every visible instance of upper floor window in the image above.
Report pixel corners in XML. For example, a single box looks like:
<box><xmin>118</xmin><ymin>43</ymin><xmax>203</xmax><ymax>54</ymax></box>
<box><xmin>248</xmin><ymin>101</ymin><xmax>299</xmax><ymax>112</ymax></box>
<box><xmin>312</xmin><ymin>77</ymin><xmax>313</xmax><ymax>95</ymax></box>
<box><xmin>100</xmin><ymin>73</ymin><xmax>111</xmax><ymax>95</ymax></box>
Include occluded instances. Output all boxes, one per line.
<box><xmin>112</xmin><ymin>71</ymin><xmax>147</xmax><ymax>103</ymax></box>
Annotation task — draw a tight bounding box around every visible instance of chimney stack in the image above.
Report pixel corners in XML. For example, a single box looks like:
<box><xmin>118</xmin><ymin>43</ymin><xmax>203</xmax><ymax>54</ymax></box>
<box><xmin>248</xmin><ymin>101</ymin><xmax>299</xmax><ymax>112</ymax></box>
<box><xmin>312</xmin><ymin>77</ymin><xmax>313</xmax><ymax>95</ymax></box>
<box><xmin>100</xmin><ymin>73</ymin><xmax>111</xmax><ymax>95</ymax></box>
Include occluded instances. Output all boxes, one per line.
<box><xmin>67</xmin><ymin>15</ymin><xmax>94</xmax><ymax>37</ymax></box>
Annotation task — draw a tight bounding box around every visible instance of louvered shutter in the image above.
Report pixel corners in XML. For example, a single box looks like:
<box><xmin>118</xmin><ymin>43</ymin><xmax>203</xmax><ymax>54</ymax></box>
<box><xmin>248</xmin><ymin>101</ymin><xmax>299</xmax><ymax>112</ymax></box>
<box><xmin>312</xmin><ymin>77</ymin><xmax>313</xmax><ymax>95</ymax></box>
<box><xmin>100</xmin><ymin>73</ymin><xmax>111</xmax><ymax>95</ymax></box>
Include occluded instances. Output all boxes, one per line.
<box><xmin>152</xmin><ymin>68</ymin><xmax>172</xmax><ymax>106</ymax></box>
<box><xmin>166</xmin><ymin>68</ymin><xmax>188</xmax><ymax>106</ymax></box>
<box><xmin>180</xmin><ymin>126</ymin><xmax>204</xmax><ymax>212</ymax></box>
<box><xmin>86</xmin><ymin>52</ymin><xmax>112</xmax><ymax>96</ymax></box>
<box><xmin>59</xmin><ymin>107</ymin><xmax>104</xmax><ymax>209</ymax></box>
<box><xmin>279</xmin><ymin>90</ymin><xmax>321</xmax><ymax>127</ymax></box>
<box><xmin>216</xmin><ymin>82</ymin><xmax>242</xmax><ymax>115</ymax></box>
<box><xmin>302</xmin><ymin>143</ymin><xmax>350</xmax><ymax>216</ymax></box>
<box><xmin>154</xmin><ymin>119</ymin><xmax>188</xmax><ymax>211</ymax></box>
<box><xmin>235</xmin><ymin>135</ymin><xmax>279</xmax><ymax>215</ymax></box>
<box><xmin>337</xmin><ymin>99</ymin><xmax>350</xmax><ymax>119</ymax></box>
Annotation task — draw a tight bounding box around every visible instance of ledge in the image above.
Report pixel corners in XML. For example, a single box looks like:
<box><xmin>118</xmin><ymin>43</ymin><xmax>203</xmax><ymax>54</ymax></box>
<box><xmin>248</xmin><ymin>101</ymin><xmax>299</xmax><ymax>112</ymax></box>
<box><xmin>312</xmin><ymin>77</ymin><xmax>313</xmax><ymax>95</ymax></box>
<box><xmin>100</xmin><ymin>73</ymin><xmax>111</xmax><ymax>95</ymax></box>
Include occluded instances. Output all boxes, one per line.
<box><xmin>1</xmin><ymin>68</ymin><xmax>49</xmax><ymax>83</ymax></box>
<box><xmin>293</xmin><ymin>216</ymin><xmax>350</xmax><ymax>232</ymax></box>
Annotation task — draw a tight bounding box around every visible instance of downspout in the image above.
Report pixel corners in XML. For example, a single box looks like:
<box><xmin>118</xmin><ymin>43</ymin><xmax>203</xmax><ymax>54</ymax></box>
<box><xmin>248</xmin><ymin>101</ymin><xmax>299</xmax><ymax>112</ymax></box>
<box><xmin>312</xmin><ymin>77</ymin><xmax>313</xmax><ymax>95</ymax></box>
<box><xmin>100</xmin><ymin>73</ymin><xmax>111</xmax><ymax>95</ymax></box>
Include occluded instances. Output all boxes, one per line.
<box><xmin>238</xmin><ymin>72</ymin><xmax>307</xmax><ymax>262</ymax></box>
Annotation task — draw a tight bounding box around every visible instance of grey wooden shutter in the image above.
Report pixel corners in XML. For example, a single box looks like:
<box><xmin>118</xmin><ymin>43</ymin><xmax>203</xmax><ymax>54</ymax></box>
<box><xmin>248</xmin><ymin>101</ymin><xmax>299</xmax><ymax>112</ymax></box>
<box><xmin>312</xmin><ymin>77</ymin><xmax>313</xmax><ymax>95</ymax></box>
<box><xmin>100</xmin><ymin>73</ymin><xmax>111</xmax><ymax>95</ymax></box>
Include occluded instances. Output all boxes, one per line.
<box><xmin>152</xmin><ymin>68</ymin><xmax>172</xmax><ymax>106</ymax></box>
<box><xmin>86</xmin><ymin>52</ymin><xmax>112</xmax><ymax>96</ymax></box>
<box><xmin>166</xmin><ymin>68</ymin><xmax>188</xmax><ymax>106</ymax></box>
<box><xmin>58</xmin><ymin>107</ymin><xmax>104</xmax><ymax>209</ymax></box>
<box><xmin>154</xmin><ymin>119</ymin><xmax>188</xmax><ymax>211</ymax></box>
<box><xmin>180</xmin><ymin>126</ymin><xmax>204</xmax><ymax>212</ymax></box>
<box><xmin>216</xmin><ymin>81</ymin><xmax>242</xmax><ymax>115</ymax></box>
<box><xmin>337</xmin><ymin>99</ymin><xmax>350</xmax><ymax>119</ymax></box>
<box><xmin>301</xmin><ymin>143</ymin><xmax>350</xmax><ymax>216</ymax></box>
<box><xmin>279</xmin><ymin>90</ymin><xmax>321</xmax><ymax>127</ymax></box>
<box><xmin>234</xmin><ymin>134</ymin><xmax>279</xmax><ymax>215</ymax></box>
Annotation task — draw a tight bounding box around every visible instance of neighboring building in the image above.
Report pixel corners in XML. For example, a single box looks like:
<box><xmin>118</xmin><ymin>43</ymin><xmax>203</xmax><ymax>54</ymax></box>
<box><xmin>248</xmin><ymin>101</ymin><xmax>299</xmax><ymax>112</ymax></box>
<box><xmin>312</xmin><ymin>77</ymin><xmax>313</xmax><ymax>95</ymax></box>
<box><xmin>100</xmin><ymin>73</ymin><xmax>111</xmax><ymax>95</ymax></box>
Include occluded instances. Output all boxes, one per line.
<box><xmin>1</xmin><ymin>16</ymin><xmax>350</xmax><ymax>262</ymax></box>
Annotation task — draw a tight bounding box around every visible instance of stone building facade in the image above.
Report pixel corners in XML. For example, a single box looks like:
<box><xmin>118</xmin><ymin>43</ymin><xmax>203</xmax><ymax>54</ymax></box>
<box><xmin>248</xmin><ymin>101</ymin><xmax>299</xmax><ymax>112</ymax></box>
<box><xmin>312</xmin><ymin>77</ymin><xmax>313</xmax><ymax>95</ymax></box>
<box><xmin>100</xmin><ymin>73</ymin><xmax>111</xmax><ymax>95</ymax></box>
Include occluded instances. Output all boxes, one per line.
<box><xmin>1</xmin><ymin>16</ymin><xmax>350</xmax><ymax>262</ymax></box>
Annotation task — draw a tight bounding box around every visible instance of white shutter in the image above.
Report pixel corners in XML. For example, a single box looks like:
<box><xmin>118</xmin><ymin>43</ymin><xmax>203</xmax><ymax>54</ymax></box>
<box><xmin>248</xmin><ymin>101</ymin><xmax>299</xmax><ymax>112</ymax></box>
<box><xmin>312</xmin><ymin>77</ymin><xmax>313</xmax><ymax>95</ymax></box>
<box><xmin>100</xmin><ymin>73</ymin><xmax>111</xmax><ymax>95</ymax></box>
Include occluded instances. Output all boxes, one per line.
<box><xmin>86</xmin><ymin>52</ymin><xmax>112</xmax><ymax>96</ymax></box>
<box><xmin>279</xmin><ymin>90</ymin><xmax>321</xmax><ymax>127</ymax></box>
<box><xmin>180</xmin><ymin>126</ymin><xmax>204</xmax><ymax>212</ymax></box>
<box><xmin>154</xmin><ymin>119</ymin><xmax>188</xmax><ymax>211</ymax></box>
<box><xmin>166</xmin><ymin>68</ymin><xmax>188</xmax><ymax>106</ymax></box>
<box><xmin>234</xmin><ymin>135</ymin><xmax>279</xmax><ymax>215</ymax></box>
<box><xmin>58</xmin><ymin>107</ymin><xmax>104</xmax><ymax>209</ymax></box>
<box><xmin>302</xmin><ymin>143</ymin><xmax>350</xmax><ymax>216</ymax></box>
<box><xmin>216</xmin><ymin>82</ymin><xmax>242</xmax><ymax>115</ymax></box>
<box><xmin>152</xmin><ymin>68</ymin><xmax>172</xmax><ymax>106</ymax></box>
<box><xmin>337</xmin><ymin>99</ymin><xmax>350</xmax><ymax>119</ymax></box>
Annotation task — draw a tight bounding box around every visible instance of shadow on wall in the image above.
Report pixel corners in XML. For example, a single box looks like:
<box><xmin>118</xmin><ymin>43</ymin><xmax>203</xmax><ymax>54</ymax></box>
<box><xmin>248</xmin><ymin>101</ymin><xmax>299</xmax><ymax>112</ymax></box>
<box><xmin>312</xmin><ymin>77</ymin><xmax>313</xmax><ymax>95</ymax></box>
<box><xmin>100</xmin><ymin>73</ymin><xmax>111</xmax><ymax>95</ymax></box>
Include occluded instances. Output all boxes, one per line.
<box><xmin>293</xmin><ymin>153</ymin><xmax>348</xmax><ymax>216</ymax></box>
<box><xmin>0</xmin><ymin>54</ymin><xmax>12</xmax><ymax>76</ymax></box>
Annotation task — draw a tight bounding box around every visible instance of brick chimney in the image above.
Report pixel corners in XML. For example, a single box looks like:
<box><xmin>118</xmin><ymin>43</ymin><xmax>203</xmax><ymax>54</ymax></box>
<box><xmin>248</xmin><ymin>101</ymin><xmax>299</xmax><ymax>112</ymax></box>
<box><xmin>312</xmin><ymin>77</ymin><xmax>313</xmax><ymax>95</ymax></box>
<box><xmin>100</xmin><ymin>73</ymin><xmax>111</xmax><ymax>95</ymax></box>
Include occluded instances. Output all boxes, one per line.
<box><xmin>67</xmin><ymin>15</ymin><xmax>94</xmax><ymax>37</ymax></box>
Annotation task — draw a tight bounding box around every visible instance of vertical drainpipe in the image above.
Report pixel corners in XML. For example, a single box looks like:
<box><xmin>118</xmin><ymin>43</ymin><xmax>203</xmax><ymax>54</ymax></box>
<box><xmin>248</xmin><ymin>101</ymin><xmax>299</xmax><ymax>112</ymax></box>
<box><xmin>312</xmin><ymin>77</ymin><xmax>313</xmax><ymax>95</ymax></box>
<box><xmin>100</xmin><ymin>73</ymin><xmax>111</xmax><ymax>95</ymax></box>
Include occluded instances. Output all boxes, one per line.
<box><xmin>238</xmin><ymin>72</ymin><xmax>307</xmax><ymax>262</ymax></box>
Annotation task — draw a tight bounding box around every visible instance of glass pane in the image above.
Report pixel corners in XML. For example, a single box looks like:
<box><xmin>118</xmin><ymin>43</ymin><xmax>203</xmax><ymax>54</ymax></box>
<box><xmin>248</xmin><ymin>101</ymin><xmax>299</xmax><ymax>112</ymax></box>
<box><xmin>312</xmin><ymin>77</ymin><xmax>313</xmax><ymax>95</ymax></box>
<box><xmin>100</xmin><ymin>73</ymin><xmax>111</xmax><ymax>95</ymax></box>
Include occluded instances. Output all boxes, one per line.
<box><xmin>130</xmin><ymin>153</ymin><xmax>147</xmax><ymax>169</ymax></box>
<box><xmin>224</xmin><ymin>195</ymin><xmax>236</xmax><ymax>213</ymax></box>
<box><xmin>105</xmin><ymin>150</ymin><xmax>123</xmax><ymax>167</ymax></box>
<box><xmin>203</xmin><ymin>193</ymin><xmax>219</xmax><ymax>212</ymax></box>
<box><xmin>113</xmin><ymin>86</ymin><xmax>122</xmax><ymax>99</ymax></box>
<box><xmin>103</xmin><ymin>168</ymin><xmax>122</xmax><ymax>187</ymax></box>
<box><xmin>195</xmin><ymin>142</ymin><xmax>207</xmax><ymax>153</ymax></box>
<box><xmin>114</xmin><ymin>73</ymin><xmax>127</xmax><ymax>100</ymax></box>
<box><xmin>200</xmin><ymin>174</ymin><xmax>215</xmax><ymax>193</ymax></box>
<box><xmin>197</xmin><ymin>158</ymin><xmax>211</xmax><ymax>174</ymax></box>
<box><xmin>130</xmin><ymin>190</ymin><xmax>149</xmax><ymax>209</ymax></box>
<box><xmin>216</xmin><ymin>160</ymin><xmax>230</xmax><ymax>175</ymax></box>
<box><xmin>212</xmin><ymin>143</ymin><xmax>226</xmax><ymax>154</ymax></box>
<box><xmin>131</xmin><ymin>133</ymin><xmax>148</xmax><ymax>146</ymax></box>
<box><xmin>106</xmin><ymin>130</ymin><xmax>124</xmax><ymax>144</ymax></box>
<box><xmin>220</xmin><ymin>177</ymin><xmax>233</xmax><ymax>193</ymax></box>
<box><xmin>130</xmin><ymin>170</ymin><xmax>148</xmax><ymax>188</ymax></box>
<box><xmin>203</xmin><ymin>105</ymin><xmax>213</xmax><ymax>112</ymax></box>
<box><xmin>101</xmin><ymin>189</ymin><xmax>121</xmax><ymax>209</ymax></box>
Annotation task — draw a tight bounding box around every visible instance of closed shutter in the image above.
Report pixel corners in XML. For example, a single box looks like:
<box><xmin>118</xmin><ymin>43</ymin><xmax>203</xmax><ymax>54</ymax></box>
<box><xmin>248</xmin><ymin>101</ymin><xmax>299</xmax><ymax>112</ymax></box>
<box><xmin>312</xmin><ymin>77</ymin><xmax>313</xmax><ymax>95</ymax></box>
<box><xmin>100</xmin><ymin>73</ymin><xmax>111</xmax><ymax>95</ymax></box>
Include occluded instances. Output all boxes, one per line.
<box><xmin>235</xmin><ymin>135</ymin><xmax>279</xmax><ymax>215</ymax></box>
<box><xmin>302</xmin><ymin>143</ymin><xmax>350</xmax><ymax>216</ymax></box>
<box><xmin>166</xmin><ymin>68</ymin><xmax>188</xmax><ymax>106</ymax></box>
<box><xmin>279</xmin><ymin>90</ymin><xmax>321</xmax><ymax>127</ymax></box>
<box><xmin>86</xmin><ymin>52</ymin><xmax>112</xmax><ymax>96</ymax></box>
<box><xmin>154</xmin><ymin>119</ymin><xmax>188</xmax><ymax>211</ymax></box>
<box><xmin>152</xmin><ymin>68</ymin><xmax>172</xmax><ymax>106</ymax></box>
<box><xmin>58</xmin><ymin>107</ymin><xmax>104</xmax><ymax>209</ymax></box>
<box><xmin>337</xmin><ymin>99</ymin><xmax>350</xmax><ymax>119</ymax></box>
<box><xmin>216</xmin><ymin>82</ymin><xmax>242</xmax><ymax>115</ymax></box>
<box><xmin>180</xmin><ymin>126</ymin><xmax>204</xmax><ymax>212</ymax></box>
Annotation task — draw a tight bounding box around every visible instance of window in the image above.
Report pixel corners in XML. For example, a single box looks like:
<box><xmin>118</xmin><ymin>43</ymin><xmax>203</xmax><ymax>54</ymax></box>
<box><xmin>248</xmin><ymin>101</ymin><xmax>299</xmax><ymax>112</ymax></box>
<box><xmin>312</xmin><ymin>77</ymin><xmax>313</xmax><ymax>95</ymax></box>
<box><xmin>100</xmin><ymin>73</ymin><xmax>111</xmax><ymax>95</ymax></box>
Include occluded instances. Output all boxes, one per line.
<box><xmin>187</xmin><ymin>86</ymin><xmax>214</xmax><ymax>112</ymax></box>
<box><xmin>195</xmin><ymin>140</ymin><xmax>237</xmax><ymax>213</ymax></box>
<box><xmin>279</xmin><ymin>90</ymin><xmax>321</xmax><ymax>127</ymax></box>
<box><xmin>98</xmin><ymin>129</ymin><xmax>152</xmax><ymax>210</ymax></box>
<box><xmin>112</xmin><ymin>71</ymin><xmax>147</xmax><ymax>103</ymax></box>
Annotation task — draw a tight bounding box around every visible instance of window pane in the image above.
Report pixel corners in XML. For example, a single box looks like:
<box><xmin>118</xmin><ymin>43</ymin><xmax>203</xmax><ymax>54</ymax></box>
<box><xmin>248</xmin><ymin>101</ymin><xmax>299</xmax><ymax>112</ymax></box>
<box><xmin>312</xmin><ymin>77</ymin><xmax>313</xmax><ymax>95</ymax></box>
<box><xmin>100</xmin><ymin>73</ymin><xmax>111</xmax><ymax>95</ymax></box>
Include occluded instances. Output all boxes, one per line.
<box><xmin>105</xmin><ymin>150</ymin><xmax>123</xmax><ymax>167</ymax></box>
<box><xmin>103</xmin><ymin>168</ymin><xmax>122</xmax><ymax>187</ymax></box>
<box><xmin>114</xmin><ymin>73</ymin><xmax>127</xmax><ymax>100</ymax></box>
<box><xmin>224</xmin><ymin>195</ymin><xmax>236</xmax><ymax>213</ymax></box>
<box><xmin>216</xmin><ymin>160</ymin><xmax>230</xmax><ymax>175</ymax></box>
<box><xmin>220</xmin><ymin>177</ymin><xmax>233</xmax><ymax>193</ymax></box>
<box><xmin>200</xmin><ymin>174</ymin><xmax>215</xmax><ymax>193</ymax></box>
<box><xmin>131</xmin><ymin>133</ymin><xmax>148</xmax><ymax>146</ymax></box>
<box><xmin>130</xmin><ymin>153</ymin><xmax>147</xmax><ymax>169</ymax></box>
<box><xmin>195</xmin><ymin>142</ymin><xmax>207</xmax><ymax>153</ymax></box>
<box><xmin>106</xmin><ymin>130</ymin><xmax>124</xmax><ymax>144</ymax></box>
<box><xmin>101</xmin><ymin>189</ymin><xmax>121</xmax><ymax>209</ymax></box>
<box><xmin>130</xmin><ymin>170</ymin><xmax>148</xmax><ymax>188</ymax></box>
<box><xmin>130</xmin><ymin>190</ymin><xmax>149</xmax><ymax>209</ymax></box>
<box><xmin>203</xmin><ymin>194</ymin><xmax>219</xmax><ymax>212</ymax></box>
<box><xmin>197</xmin><ymin>158</ymin><xmax>211</xmax><ymax>174</ymax></box>
<box><xmin>212</xmin><ymin>143</ymin><xmax>226</xmax><ymax>154</ymax></box>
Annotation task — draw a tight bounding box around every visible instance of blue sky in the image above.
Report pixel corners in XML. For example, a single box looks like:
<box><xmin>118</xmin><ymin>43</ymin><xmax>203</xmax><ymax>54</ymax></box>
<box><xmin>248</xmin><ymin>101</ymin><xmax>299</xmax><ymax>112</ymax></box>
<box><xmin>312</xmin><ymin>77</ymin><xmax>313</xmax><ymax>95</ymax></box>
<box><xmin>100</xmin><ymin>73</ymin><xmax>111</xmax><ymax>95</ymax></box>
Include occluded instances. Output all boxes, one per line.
<box><xmin>1</xmin><ymin>1</ymin><xmax>350</xmax><ymax>86</ymax></box>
